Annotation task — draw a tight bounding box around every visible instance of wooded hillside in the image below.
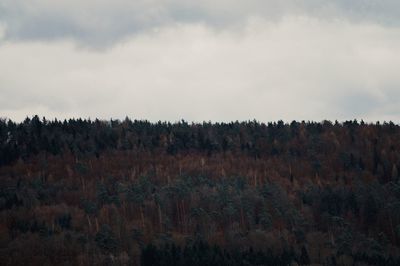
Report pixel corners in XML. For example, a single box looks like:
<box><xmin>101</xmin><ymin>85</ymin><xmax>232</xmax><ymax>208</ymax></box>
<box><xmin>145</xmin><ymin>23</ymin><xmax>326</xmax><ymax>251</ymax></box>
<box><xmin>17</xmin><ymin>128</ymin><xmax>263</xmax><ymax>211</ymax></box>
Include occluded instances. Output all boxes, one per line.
<box><xmin>1</xmin><ymin>116</ymin><xmax>400</xmax><ymax>265</ymax></box>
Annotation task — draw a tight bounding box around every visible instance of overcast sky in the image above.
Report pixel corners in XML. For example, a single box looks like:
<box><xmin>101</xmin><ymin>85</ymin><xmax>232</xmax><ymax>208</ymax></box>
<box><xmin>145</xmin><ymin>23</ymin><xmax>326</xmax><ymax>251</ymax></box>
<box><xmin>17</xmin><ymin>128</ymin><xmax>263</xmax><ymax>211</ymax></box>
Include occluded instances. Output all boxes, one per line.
<box><xmin>1</xmin><ymin>0</ymin><xmax>399</xmax><ymax>122</ymax></box>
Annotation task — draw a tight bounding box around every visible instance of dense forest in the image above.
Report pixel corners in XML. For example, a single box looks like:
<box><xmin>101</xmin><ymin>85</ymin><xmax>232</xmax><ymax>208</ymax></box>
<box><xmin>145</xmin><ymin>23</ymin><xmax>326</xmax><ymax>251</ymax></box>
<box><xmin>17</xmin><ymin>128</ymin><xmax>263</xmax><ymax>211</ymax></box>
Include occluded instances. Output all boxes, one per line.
<box><xmin>1</xmin><ymin>116</ymin><xmax>400</xmax><ymax>265</ymax></box>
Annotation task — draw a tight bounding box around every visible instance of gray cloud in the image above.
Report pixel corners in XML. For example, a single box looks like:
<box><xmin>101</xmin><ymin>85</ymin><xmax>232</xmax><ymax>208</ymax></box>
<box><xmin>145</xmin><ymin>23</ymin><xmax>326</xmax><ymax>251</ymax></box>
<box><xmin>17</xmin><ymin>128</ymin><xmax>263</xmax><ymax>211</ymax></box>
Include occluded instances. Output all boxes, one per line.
<box><xmin>1</xmin><ymin>0</ymin><xmax>400</xmax><ymax>47</ymax></box>
<box><xmin>1</xmin><ymin>16</ymin><xmax>399</xmax><ymax>122</ymax></box>
<box><xmin>0</xmin><ymin>1</ymin><xmax>399</xmax><ymax>122</ymax></box>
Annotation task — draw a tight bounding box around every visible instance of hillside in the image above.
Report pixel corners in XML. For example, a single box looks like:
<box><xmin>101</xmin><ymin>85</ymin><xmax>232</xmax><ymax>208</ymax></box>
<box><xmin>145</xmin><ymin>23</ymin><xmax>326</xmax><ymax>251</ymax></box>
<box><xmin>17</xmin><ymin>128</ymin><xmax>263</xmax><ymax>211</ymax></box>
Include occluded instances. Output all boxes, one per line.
<box><xmin>1</xmin><ymin>116</ymin><xmax>400</xmax><ymax>265</ymax></box>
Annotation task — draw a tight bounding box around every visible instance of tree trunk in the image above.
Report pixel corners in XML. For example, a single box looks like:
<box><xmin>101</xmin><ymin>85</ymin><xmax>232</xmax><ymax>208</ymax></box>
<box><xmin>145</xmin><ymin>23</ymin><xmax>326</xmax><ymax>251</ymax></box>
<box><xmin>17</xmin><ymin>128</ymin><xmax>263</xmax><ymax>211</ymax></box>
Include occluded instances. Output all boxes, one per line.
<box><xmin>140</xmin><ymin>205</ymin><xmax>145</xmax><ymax>229</ymax></box>
<box><xmin>158</xmin><ymin>204</ymin><xmax>162</xmax><ymax>232</ymax></box>
<box><xmin>240</xmin><ymin>207</ymin><xmax>245</xmax><ymax>230</ymax></box>
<box><xmin>87</xmin><ymin>215</ymin><xmax>92</xmax><ymax>231</ymax></box>
<box><xmin>176</xmin><ymin>202</ymin><xmax>181</xmax><ymax>231</ymax></box>
<box><xmin>181</xmin><ymin>200</ymin><xmax>185</xmax><ymax>233</ymax></box>
<box><xmin>95</xmin><ymin>217</ymin><xmax>99</xmax><ymax>232</ymax></box>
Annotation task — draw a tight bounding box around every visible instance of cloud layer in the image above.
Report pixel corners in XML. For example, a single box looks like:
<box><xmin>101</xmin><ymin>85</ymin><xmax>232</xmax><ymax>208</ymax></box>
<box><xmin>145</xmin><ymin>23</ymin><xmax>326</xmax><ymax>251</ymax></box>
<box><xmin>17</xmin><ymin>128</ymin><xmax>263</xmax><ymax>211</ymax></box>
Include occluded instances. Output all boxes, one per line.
<box><xmin>2</xmin><ymin>0</ymin><xmax>400</xmax><ymax>46</ymax></box>
<box><xmin>0</xmin><ymin>1</ymin><xmax>399</xmax><ymax>122</ymax></box>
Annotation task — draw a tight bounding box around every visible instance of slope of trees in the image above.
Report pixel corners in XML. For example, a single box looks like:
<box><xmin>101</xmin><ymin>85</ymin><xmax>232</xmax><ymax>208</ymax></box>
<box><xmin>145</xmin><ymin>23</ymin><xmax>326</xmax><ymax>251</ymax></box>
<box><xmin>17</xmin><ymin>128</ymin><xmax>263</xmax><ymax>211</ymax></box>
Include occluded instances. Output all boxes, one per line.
<box><xmin>1</xmin><ymin>116</ymin><xmax>400</xmax><ymax>265</ymax></box>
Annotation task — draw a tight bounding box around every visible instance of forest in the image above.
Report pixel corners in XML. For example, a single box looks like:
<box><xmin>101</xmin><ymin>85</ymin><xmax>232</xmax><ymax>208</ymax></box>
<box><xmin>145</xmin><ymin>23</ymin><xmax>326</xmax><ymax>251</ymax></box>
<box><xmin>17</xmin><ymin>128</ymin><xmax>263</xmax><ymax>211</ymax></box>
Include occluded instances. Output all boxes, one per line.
<box><xmin>1</xmin><ymin>116</ymin><xmax>400</xmax><ymax>265</ymax></box>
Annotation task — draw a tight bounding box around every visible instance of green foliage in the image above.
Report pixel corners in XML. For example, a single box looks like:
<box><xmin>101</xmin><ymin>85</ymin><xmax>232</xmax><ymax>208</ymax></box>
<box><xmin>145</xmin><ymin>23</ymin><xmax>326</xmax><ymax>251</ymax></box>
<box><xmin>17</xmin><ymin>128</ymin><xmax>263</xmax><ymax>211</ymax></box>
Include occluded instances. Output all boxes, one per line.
<box><xmin>95</xmin><ymin>224</ymin><xmax>119</xmax><ymax>253</ymax></box>
<box><xmin>96</xmin><ymin>181</ymin><xmax>120</xmax><ymax>206</ymax></box>
<box><xmin>82</xmin><ymin>199</ymin><xmax>97</xmax><ymax>215</ymax></box>
<box><xmin>140</xmin><ymin>241</ymin><xmax>295</xmax><ymax>266</ymax></box>
<box><xmin>55</xmin><ymin>213</ymin><xmax>72</xmax><ymax>229</ymax></box>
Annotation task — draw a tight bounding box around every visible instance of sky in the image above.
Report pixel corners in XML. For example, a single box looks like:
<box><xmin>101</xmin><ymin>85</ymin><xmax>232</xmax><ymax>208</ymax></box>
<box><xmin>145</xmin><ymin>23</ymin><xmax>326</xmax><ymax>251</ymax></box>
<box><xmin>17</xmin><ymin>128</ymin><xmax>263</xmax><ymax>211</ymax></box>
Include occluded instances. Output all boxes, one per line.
<box><xmin>0</xmin><ymin>0</ymin><xmax>400</xmax><ymax>122</ymax></box>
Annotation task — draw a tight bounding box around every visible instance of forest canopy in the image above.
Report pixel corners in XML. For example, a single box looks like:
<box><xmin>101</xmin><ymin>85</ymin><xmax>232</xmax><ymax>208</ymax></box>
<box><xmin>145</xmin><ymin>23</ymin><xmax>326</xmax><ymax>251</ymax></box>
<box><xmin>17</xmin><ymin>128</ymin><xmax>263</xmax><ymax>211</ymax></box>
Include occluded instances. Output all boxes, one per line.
<box><xmin>1</xmin><ymin>116</ymin><xmax>400</xmax><ymax>265</ymax></box>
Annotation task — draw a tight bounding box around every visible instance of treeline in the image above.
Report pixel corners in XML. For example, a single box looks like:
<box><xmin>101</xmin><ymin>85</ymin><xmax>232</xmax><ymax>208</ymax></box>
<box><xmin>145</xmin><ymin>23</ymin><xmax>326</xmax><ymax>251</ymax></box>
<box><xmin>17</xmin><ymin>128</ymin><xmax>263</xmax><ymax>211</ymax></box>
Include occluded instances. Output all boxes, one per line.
<box><xmin>0</xmin><ymin>116</ymin><xmax>400</xmax><ymax>265</ymax></box>
<box><xmin>1</xmin><ymin>116</ymin><xmax>399</xmax><ymax>167</ymax></box>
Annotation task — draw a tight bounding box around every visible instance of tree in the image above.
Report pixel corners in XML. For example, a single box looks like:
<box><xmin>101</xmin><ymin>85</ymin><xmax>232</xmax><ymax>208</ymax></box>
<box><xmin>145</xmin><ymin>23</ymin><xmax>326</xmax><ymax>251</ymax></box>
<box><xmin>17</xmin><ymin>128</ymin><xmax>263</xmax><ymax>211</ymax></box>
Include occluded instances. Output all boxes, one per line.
<box><xmin>95</xmin><ymin>224</ymin><xmax>119</xmax><ymax>253</ymax></box>
<box><xmin>299</xmin><ymin>246</ymin><xmax>311</xmax><ymax>265</ymax></box>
